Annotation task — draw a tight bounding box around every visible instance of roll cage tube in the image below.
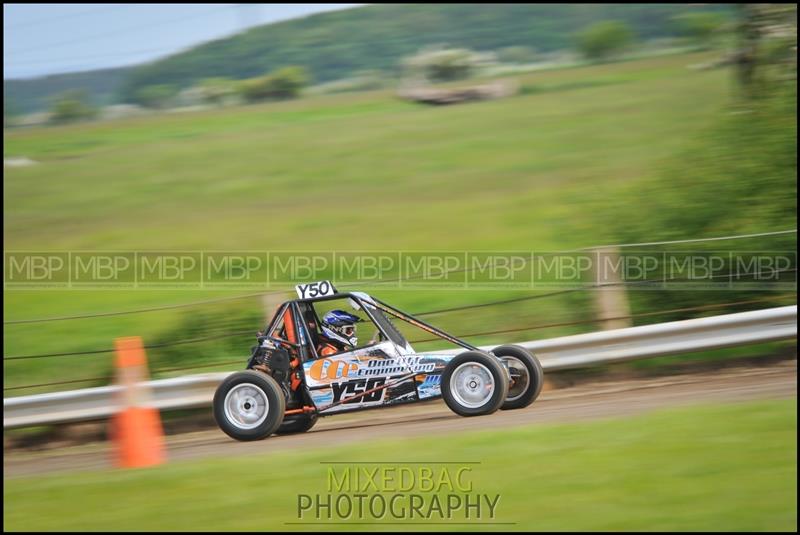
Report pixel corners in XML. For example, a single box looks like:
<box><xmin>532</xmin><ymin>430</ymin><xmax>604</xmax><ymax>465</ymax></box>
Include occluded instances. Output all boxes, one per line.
<box><xmin>290</xmin><ymin>301</ymin><xmax>317</xmax><ymax>362</ymax></box>
<box><xmin>264</xmin><ymin>302</ymin><xmax>289</xmax><ymax>337</ymax></box>
<box><xmin>261</xmin><ymin>303</ymin><xmax>300</xmax><ymax>349</ymax></box>
<box><xmin>354</xmin><ymin>298</ymin><xmax>409</xmax><ymax>348</ymax></box>
<box><xmin>292</xmin><ymin>292</ymin><xmax>405</xmax><ymax>357</ymax></box>
<box><xmin>369</xmin><ymin>297</ymin><xmax>480</xmax><ymax>352</ymax></box>
<box><xmin>291</xmin><ymin>291</ymin><xmax>480</xmax><ymax>354</ymax></box>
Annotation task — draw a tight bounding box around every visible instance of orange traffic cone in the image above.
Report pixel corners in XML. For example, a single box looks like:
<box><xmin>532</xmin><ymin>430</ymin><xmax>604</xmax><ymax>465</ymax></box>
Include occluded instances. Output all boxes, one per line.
<box><xmin>110</xmin><ymin>336</ymin><xmax>165</xmax><ymax>468</ymax></box>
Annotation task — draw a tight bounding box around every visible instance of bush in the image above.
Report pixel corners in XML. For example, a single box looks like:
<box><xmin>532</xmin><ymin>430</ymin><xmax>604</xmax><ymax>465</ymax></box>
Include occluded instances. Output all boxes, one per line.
<box><xmin>402</xmin><ymin>46</ymin><xmax>495</xmax><ymax>83</ymax></box>
<box><xmin>147</xmin><ymin>305</ymin><xmax>265</xmax><ymax>372</ymax></box>
<box><xmin>49</xmin><ymin>90</ymin><xmax>97</xmax><ymax>124</ymax></box>
<box><xmin>576</xmin><ymin>21</ymin><xmax>634</xmax><ymax>61</ymax></box>
<box><xmin>269</xmin><ymin>66</ymin><xmax>311</xmax><ymax>98</ymax></box>
<box><xmin>134</xmin><ymin>84</ymin><xmax>178</xmax><ymax>109</ymax></box>
<box><xmin>238</xmin><ymin>66</ymin><xmax>310</xmax><ymax>103</ymax></box>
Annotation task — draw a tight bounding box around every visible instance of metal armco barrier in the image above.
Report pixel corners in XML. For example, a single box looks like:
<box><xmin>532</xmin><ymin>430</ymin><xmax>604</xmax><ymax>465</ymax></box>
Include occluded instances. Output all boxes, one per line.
<box><xmin>4</xmin><ymin>305</ymin><xmax>796</xmax><ymax>428</ymax></box>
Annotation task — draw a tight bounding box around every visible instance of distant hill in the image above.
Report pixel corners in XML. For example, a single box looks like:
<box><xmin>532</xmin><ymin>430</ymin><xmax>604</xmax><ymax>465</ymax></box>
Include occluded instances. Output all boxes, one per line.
<box><xmin>5</xmin><ymin>4</ymin><xmax>732</xmax><ymax>115</ymax></box>
<box><xmin>119</xmin><ymin>4</ymin><xmax>732</xmax><ymax>100</ymax></box>
<box><xmin>4</xmin><ymin>67</ymin><xmax>129</xmax><ymax>116</ymax></box>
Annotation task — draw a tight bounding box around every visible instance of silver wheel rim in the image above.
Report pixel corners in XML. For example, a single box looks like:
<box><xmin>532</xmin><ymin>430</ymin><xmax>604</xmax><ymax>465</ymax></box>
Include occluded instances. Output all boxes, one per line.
<box><xmin>224</xmin><ymin>383</ymin><xmax>269</xmax><ymax>430</ymax></box>
<box><xmin>501</xmin><ymin>356</ymin><xmax>530</xmax><ymax>402</ymax></box>
<box><xmin>450</xmin><ymin>362</ymin><xmax>495</xmax><ymax>409</ymax></box>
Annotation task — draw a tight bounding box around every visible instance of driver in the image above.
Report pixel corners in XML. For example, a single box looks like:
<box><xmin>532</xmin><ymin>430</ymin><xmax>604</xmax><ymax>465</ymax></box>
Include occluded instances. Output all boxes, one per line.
<box><xmin>317</xmin><ymin>309</ymin><xmax>362</xmax><ymax>356</ymax></box>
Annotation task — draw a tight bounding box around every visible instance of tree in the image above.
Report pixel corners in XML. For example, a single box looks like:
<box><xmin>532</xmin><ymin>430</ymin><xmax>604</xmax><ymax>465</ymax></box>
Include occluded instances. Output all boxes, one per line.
<box><xmin>401</xmin><ymin>46</ymin><xmax>494</xmax><ymax>83</ymax></box>
<box><xmin>576</xmin><ymin>21</ymin><xmax>634</xmax><ymax>61</ymax></box>
<box><xmin>238</xmin><ymin>76</ymin><xmax>272</xmax><ymax>103</ymax></box>
<box><xmin>265</xmin><ymin>66</ymin><xmax>310</xmax><ymax>99</ymax></box>
<box><xmin>134</xmin><ymin>84</ymin><xmax>178</xmax><ymax>109</ymax></box>
<box><xmin>732</xmin><ymin>4</ymin><xmax>797</xmax><ymax>99</ymax></box>
<box><xmin>49</xmin><ymin>90</ymin><xmax>96</xmax><ymax>124</ymax></box>
<box><xmin>237</xmin><ymin>66</ymin><xmax>310</xmax><ymax>103</ymax></box>
<box><xmin>672</xmin><ymin>12</ymin><xmax>728</xmax><ymax>49</ymax></box>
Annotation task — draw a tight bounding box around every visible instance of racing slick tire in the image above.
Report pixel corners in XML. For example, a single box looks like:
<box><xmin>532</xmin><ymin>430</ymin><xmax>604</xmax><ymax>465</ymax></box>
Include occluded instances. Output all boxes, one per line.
<box><xmin>442</xmin><ymin>351</ymin><xmax>509</xmax><ymax>417</ymax></box>
<box><xmin>493</xmin><ymin>345</ymin><xmax>544</xmax><ymax>410</ymax></box>
<box><xmin>213</xmin><ymin>370</ymin><xmax>285</xmax><ymax>441</ymax></box>
<box><xmin>275</xmin><ymin>412</ymin><xmax>318</xmax><ymax>435</ymax></box>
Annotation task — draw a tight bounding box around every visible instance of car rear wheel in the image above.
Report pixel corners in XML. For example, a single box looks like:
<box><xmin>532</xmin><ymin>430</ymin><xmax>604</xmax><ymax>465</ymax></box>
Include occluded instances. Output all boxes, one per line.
<box><xmin>213</xmin><ymin>370</ymin><xmax>285</xmax><ymax>441</ymax></box>
<box><xmin>493</xmin><ymin>345</ymin><xmax>544</xmax><ymax>410</ymax></box>
<box><xmin>442</xmin><ymin>351</ymin><xmax>509</xmax><ymax>416</ymax></box>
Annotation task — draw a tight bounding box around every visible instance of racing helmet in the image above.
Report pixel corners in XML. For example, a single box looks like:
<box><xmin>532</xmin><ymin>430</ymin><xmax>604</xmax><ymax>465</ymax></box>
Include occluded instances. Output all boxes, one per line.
<box><xmin>321</xmin><ymin>309</ymin><xmax>362</xmax><ymax>347</ymax></box>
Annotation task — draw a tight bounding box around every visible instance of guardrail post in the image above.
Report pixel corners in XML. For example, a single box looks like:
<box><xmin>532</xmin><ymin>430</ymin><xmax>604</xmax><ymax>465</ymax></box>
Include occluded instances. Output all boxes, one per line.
<box><xmin>110</xmin><ymin>336</ymin><xmax>165</xmax><ymax>468</ymax></box>
<box><xmin>592</xmin><ymin>247</ymin><xmax>632</xmax><ymax>331</ymax></box>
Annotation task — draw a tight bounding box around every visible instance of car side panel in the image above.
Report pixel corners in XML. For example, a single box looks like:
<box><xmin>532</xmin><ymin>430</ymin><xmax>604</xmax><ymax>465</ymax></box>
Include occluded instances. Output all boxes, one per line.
<box><xmin>302</xmin><ymin>345</ymin><xmax>457</xmax><ymax>413</ymax></box>
<box><xmin>412</xmin><ymin>354</ymin><xmax>456</xmax><ymax>400</ymax></box>
<box><xmin>303</xmin><ymin>341</ymin><xmax>416</xmax><ymax>413</ymax></box>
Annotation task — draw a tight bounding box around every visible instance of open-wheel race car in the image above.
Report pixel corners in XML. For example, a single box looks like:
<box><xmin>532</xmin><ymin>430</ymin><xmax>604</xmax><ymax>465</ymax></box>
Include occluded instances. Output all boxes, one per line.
<box><xmin>213</xmin><ymin>281</ymin><xmax>544</xmax><ymax>441</ymax></box>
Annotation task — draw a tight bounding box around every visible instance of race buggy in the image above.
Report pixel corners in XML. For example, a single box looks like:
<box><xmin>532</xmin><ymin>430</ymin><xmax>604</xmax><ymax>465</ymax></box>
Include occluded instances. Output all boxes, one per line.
<box><xmin>213</xmin><ymin>281</ymin><xmax>544</xmax><ymax>441</ymax></box>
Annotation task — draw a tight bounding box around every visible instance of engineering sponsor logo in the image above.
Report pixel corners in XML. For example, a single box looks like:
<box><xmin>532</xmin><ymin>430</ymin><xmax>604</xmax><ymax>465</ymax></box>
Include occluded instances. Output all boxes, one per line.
<box><xmin>307</xmin><ymin>356</ymin><xmax>436</xmax><ymax>383</ymax></box>
<box><xmin>307</xmin><ymin>358</ymin><xmax>359</xmax><ymax>382</ymax></box>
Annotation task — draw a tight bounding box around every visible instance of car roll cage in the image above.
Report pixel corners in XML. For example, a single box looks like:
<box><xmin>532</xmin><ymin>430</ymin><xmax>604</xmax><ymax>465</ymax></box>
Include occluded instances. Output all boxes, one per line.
<box><xmin>251</xmin><ymin>292</ymin><xmax>484</xmax><ymax>414</ymax></box>
<box><xmin>253</xmin><ymin>291</ymin><xmax>485</xmax><ymax>415</ymax></box>
<box><xmin>280</xmin><ymin>292</ymin><xmax>480</xmax><ymax>360</ymax></box>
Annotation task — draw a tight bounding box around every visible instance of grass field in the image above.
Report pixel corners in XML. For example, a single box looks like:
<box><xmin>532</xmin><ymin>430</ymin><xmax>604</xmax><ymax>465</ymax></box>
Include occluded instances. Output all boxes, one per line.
<box><xmin>4</xmin><ymin>53</ymin><xmax>728</xmax><ymax>251</ymax></box>
<box><xmin>4</xmin><ymin>398</ymin><xmax>796</xmax><ymax>531</ymax></box>
<box><xmin>4</xmin><ymin>51</ymin><xmax>791</xmax><ymax>393</ymax></box>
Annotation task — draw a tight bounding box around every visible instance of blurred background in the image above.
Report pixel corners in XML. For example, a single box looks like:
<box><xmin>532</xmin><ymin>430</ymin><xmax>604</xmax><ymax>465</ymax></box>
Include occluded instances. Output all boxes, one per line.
<box><xmin>3</xmin><ymin>3</ymin><xmax>797</xmax><ymax>531</ymax></box>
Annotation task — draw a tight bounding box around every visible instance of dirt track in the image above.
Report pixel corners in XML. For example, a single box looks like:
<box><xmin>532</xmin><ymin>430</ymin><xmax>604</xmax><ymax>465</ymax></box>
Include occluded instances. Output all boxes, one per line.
<box><xmin>4</xmin><ymin>360</ymin><xmax>796</xmax><ymax>479</ymax></box>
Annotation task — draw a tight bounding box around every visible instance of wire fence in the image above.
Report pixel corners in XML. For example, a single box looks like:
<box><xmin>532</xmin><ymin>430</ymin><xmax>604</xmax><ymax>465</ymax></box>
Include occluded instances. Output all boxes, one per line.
<box><xmin>3</xmin><ymin>230</ymin><xmax>796</xmax><ymax>393</ymax></box>
<box><xmin>5</xmin><ymin>293</ymin><xmax>795</xmax><ymax>393</ymax></box>
<box><xmin>5</xmin><ymin>266</ymin><xmax>795</xmax><ymax>361</ymax></box>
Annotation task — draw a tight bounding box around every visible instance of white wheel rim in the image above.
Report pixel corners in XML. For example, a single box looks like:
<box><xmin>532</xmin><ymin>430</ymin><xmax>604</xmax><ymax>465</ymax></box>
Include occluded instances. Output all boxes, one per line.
<box><xmin>224</xmin><ymin>383</ymin><xmax>269</xmax><ymax>430</ymax></box>
<box><xmin>450</xmin><ymin>362</ymin><xmax>495</xmax><ymax>409</ymax></box>
<box><xmin>501</xmin><ymin>356</ymin><xmax>530</xmax><ymax>402</ymax></box>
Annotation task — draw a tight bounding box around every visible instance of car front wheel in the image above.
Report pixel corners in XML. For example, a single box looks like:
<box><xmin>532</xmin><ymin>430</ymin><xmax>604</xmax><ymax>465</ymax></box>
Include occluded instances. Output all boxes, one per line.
<box><xmin>213</xmin><ymin>370</ymin><xmax>285</xmax><ymax>441</ymax></box>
